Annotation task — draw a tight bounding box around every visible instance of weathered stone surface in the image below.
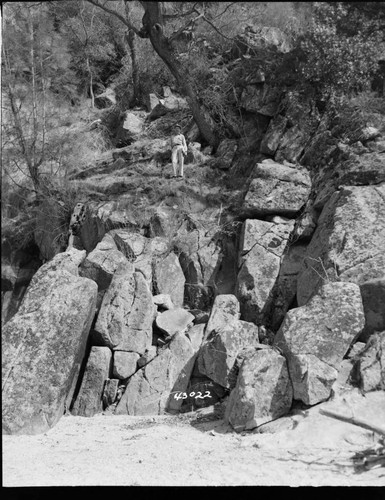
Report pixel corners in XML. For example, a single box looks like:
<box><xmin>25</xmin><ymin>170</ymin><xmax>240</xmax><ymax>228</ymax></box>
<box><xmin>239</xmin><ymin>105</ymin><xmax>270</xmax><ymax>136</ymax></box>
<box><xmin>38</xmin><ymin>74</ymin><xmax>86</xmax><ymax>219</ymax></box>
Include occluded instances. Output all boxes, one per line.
<box><xmin>312</xmin><ymin>153</ymin><xmax>385</xmax><ymax>210</ymax></box>
<box><xmin>236</xmin><ymin>218</ymin><xmax>295</xmax><ymax>324</ymax></box>
<box><xmin>360</xmin><ymin>278</ymin><xmax>385</xmax><ymax>341</ymax></box>
<box><xmin>225</xmin><ymin>347</ymin><xmax>293</xmax><ymax>432</ymax></box>
<box><xmin>72</xmin><ymin>346</ymin><xmax>112</xmax><ymax>417</ymax></box>
<box><xmin>2</xmin><ymin>249</ymin><xmax>98</xmax><ymax>434</ymax></box>
<box><xmin>156</xmin><ymin>308</ymin><xmax>195</xmax><ymax>338</ymax></box>
<box><xmin>113</xmin><ymin>351</ymin><xmax>140</xmax><ymax>379</ymax></box>
<box><xmin>351</xmin><ymin>332</ymin><xmax>385</xmax><ymax>392</ymax></box>
<box><xmin>232</xmin><ymin>26</ymin><xmax>292</xmax><ymax>58</ymax></box>
<box><xmin>297</xmin><ymin>185</ymin><xmax>385</xmax><ymax>307</ymax></box>
<box><xmin>241</xmin><ymin>160</ymin><xmax>311</xmax><ymax>217</ymax></box>
<box><xmin>122</xmin><ymin>111</ymin><xmax>144</xmax><ymax>136</ymax></box>
<box><xmin>205</xmin><ymin>294</ymin><xmax>240</xmax><ymax>339</ymax></box>
<box><xmin>197</xmin><ymin>320</ymin><xmax>259</xmax><ymax>388</ymax></box>
<box><xmin>215</xmin><ymin>139</ymin><xmax>238</xmax><ymax>170</ymax></box>
<box><xmin>95</xmin><ymin>265</ymin><xmax>155</xmax><ymax>353</ymax></box>
<box><xmin>274</xmin><ymin>282</ymin><xmax>365</xmax><ymax>405</ymax></box>
<box><xmin>153</xmin><ymin>293</ymin><xmax>175</xmax><ymax>310</ymax></box>
<box><xmin>111</xmin><ymin>229</ymin><xmax>168</xmax><ymax>286</ymax></box>
<box><xmin>79</xmin><ymin>234</ymin><xmax>129</xmax><ymax>291</ymax></box>
<box><xmin>148</xmin><ymin>93</ymin><xmax>189</xmax><ymax>120</ymax></box>
<box><xmin>260</xmin><ymin>115</ymin><xmax>287</xmax><ymax>156</ymax></box>
<box><xmin>115</xmin><ymin>332</ymin><xmax>196</xmax><ymax>415</ymax></box>
<box><xmin>154</xmin><ymin>253</ymin><xmax>185</xmax><ymax>307</ymax></box>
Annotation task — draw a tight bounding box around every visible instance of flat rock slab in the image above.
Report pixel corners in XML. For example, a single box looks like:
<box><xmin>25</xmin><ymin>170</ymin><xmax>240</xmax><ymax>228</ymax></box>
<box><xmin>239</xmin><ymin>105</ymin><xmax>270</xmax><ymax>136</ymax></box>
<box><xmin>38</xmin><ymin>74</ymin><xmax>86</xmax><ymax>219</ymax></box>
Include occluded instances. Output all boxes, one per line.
<box><xmin>241</xmin><ymin>160</ymin><xmax>311</xmax><ymax>217</ymax></box>
<box><xmin>156</xmin><ymin>308</ymin><xmax>195</xmax><ymax>337</ymax></box>
<box><xmin>225</xmin><ymin>347</ymin><xmax>293</xmax><ymax>432</ymax></box>
<box><xmin>274</xmin><ymin>282</ymin><xmax>365</xmax><ymax>405</ymax></box>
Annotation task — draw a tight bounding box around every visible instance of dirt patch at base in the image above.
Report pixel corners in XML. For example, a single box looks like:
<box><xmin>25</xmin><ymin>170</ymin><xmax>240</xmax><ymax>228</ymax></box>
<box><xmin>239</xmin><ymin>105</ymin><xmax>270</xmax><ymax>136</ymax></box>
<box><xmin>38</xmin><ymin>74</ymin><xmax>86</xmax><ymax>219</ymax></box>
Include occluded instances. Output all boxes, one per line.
<box><xmin>3</xmin><ymin>396</ymin><xmax>385</xmax><ymax>487</ymax></box>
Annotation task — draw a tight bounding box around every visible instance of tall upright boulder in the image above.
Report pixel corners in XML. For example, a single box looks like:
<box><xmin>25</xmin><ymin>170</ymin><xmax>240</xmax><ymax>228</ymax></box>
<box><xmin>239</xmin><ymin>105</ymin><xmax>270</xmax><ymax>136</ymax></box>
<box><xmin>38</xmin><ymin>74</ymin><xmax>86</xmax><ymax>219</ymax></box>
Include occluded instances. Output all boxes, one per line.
<box><xmin>2</xmin><ymin>249</ymin><xmax>97</xmax><ymax>434</ymax></box>
<box><xmin>94</xmin><ymin>263</ymin><xmax>155</xmax><ymax>354</ymax></box>
<box><xmin>236</xmin><ymin>218</ymin><xmax>295</xmax><ymax>324</ymax></box>
<box><xmin>297</xmin><ymin>184</ymin><xmax>385</xmax><ymax>339</ymax></box>
<box><xmin>225</xmin><ymin>347</ymin><xmax>293</xmax><ymax>432</ymax></box>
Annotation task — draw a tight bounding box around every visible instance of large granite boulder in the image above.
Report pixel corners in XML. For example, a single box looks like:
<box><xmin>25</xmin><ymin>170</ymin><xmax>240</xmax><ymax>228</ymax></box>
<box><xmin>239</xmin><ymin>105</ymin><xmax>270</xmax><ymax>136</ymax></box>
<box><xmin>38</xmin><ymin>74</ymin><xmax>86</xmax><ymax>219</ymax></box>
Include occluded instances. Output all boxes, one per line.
<box><xmin>225</xmin><ymin>346</ymin><xmax>293</xmax><ymax>432</ymax></box>
<box><xmin>297</xmin><ymin>185</ymin><xmax>385</xmax><ymax>341</ymax></box>
<box><xmin>274</xmin><ymin>282</ymin><xmax>365</xmax><ymax>405</ymax></box>
<box><xmin>71</xmin><ymin>346</ymin><xmax>112</xmax><ymax>417</ymax></box>
<box><xmin>94</xmin><ymin>263</ymin><xmax>155</xmax><ymax>354</ymax></box>
<box><xmin>2</xmin><ymin>249</ymin><xmax>98</xmax><ymax>434</ymax></box>
<box><xmin>241</xmin><ymin>160</ymin><xmax>311</xmax><ymax>217</ymax></box>
<box><xmin>196</xmin><ymin>320</ymin><xmax>259</xmax><ymax>388</ymax></box>
<box><xmin>115</xmin><ymin>332</ymin><xmax>196</xmax><ymax>415</ymax></box>
<box><xmin>236</xmin><ymin>218</ymin><xmax>295</xmax><ymax>325</ymax></box>
<box><xmin>79</xmin><ymin>234</ymin><xmax>128</xmax><ymax>291</ymax></box>
<box><xmin>351</xmin><ymin>332</ymin><xmax>385</xmax><ymax>393</ymax></box>
<box><xmin>154</xmin><ymin>252</ymin><xmax>185</xmax><ymax>307</ymax></box>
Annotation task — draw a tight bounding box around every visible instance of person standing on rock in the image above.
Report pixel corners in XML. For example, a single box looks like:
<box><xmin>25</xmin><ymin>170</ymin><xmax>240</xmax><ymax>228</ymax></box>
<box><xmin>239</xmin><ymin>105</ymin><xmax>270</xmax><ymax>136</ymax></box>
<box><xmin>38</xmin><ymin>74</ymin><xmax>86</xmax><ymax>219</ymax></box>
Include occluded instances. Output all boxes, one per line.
<box><xmin>170</xmin><ymin>124</ymin><xmax>187</xmax><ymax>178</ymax></box>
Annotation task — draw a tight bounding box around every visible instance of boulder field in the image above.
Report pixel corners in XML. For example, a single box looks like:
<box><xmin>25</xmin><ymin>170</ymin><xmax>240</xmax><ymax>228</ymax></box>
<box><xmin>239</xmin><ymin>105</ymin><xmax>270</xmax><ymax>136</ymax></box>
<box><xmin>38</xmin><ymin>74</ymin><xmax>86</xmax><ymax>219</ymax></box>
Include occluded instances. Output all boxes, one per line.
<box><xmin>2</xmin><ymin>86</ymin><xmax>385</xmax><ymax>435</ymax></box>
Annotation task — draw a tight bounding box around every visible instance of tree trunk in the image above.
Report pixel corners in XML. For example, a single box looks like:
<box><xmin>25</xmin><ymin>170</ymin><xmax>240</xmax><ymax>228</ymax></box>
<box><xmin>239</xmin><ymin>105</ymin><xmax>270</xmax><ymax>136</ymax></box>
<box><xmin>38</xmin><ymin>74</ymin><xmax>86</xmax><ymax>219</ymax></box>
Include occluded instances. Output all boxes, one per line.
<box><xmin>140</xmin><ymin>2</ymin><xmax>218</xmax><ymax>147</ymax></box>
<box><xmin>125</xmin><ymin>29</ymin><xmax>140</xmax><ymax>107</ymax></box>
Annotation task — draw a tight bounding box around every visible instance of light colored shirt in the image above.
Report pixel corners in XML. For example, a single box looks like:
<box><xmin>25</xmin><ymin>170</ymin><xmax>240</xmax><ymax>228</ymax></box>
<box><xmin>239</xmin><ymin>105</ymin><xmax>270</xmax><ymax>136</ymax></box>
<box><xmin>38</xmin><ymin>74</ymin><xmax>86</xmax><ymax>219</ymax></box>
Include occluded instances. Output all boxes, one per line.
<box><xmin>171</xmin><ymin>133</ymin><xmax>187</xmax><ymax>153</ymax></box>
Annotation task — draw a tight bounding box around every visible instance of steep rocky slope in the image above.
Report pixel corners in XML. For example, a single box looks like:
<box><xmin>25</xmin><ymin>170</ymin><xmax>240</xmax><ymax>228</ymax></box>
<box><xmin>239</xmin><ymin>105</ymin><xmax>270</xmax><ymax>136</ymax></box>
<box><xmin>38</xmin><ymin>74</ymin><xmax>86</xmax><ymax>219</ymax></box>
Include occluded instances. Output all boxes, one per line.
<box><xmin>2</xmin><ymin>25</ymin><xmax>385</xmax><ymax>442</ymax></box>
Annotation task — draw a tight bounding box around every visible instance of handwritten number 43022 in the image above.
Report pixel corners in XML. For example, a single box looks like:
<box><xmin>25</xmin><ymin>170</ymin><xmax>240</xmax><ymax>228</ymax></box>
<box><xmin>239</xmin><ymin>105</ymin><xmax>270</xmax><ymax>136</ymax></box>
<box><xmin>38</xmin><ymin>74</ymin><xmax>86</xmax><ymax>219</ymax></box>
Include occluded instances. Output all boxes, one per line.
<box><xmin>174</xmin><ymin>390</ymin><xmax>212</xmax><ymax>401</ymax></box>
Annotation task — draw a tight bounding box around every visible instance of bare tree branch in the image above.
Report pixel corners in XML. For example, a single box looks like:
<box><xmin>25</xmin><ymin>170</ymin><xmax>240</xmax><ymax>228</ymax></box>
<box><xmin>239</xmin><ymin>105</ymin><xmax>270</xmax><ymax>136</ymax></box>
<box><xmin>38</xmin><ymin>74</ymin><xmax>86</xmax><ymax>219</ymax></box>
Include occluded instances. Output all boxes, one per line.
<box><xmin>86</xmin><ymin>0</ymin><xmax>143</xmax><ymax>36</ymax></box>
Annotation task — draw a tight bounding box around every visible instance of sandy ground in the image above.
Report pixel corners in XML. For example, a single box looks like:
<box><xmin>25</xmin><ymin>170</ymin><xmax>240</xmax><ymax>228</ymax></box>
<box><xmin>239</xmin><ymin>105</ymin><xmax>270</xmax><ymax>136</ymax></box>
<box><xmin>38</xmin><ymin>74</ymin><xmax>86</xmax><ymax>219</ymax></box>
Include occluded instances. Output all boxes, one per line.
<box><xmin>3</xmin><ymin>391</ymin><xmax>385</xmax><ymax>487</ymax></box>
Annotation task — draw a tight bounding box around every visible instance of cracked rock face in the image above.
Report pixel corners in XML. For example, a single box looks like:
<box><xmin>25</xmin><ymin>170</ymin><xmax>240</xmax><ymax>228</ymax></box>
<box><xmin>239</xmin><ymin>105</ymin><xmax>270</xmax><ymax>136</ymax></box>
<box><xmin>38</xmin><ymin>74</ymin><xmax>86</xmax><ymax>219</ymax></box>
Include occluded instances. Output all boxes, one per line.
<box><xmin>72</xmin><ymin>346</ymin><xmax>112</xmax><ymax>417</ymax></box>
<box><xmin>176</xmin><ymin>218</ymin><xmax>223</xmax><ymax>310</ymax></box>
<box><xmin>94</xmin><ymin>265</ymin><xmax>155</xmax><ymax>354</ymax></box>
<box><xmin>225</xmin><ymin>347</ymin><xmax>293</xmax><ymax>432</ymax></box>
<box><xmin>79</xmin><ymin>234</ymin><xmax>129</xmax><ymax>291</ymax></box>
<box><xmin>297</xmin><ymin>184</ymin><xmax>385</xmax><ymax>313</ymax></box>
<box><xmin>274</xmin><ymin>282</ymin><xmax>365</xmax><ymax>405</ymax></box>
<box><xmin>241</xmin><ymin>160</ymin><xmax>311</xmax><ymax>217</ymax></box>
<box><xmin>2</xmin><ymin>249</ymin><xmax>98</xmax><ymax>435</ymax></box>
<box><xmin>111</xmin><ymin>230</ymin><xmax>169</xmax><ymax>287</ymax></box>
<box><xmin>114</xmin><ymin>332</ymin><xmax>196</xmax><ymax>415</ymax></box>
<box><xmin>236</xmin><ymin>218</ymin><xmax>295</xmax><ymax>325</ymax></box>
<box><xmin>196</xmin><ymin>320</ymin><xmax>259</xmax><ymax>388</ymax></box>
